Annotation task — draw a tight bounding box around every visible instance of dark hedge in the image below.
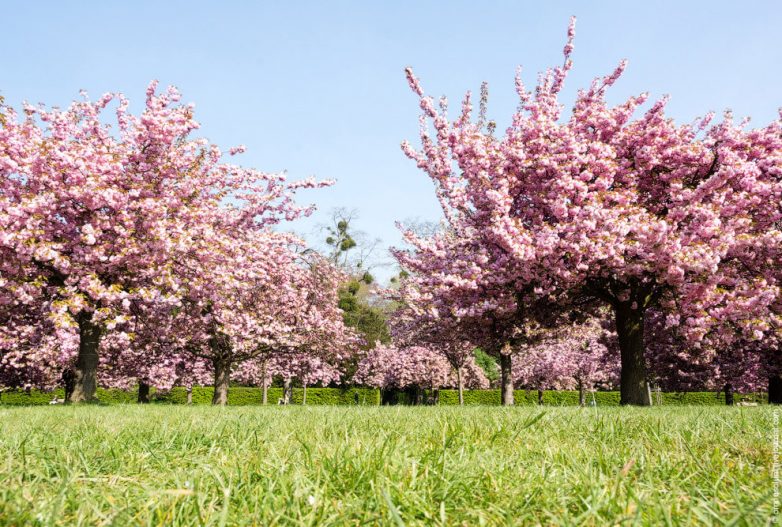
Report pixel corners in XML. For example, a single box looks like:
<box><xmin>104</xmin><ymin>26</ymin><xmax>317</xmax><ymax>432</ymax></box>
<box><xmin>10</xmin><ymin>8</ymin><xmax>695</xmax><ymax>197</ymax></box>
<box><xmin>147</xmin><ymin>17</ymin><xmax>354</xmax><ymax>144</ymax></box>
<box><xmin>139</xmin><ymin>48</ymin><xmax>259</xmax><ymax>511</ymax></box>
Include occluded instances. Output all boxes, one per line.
<box><xmin>0</xmin><ymin>387</ymin><xmax>765</xmax><ymax>406</ymax></box>
<box><xmin>0</xmin><ymin>387</ymin><xmax>138</xmax><ymax>405</ymax></box>
<box><xmin>386</xmin><ymin>389</ymin><xmax>765</xmax><ymax>406</ymax></box>
<box><xmin>0</xmin><ymin>386</ymin><xmax>381</xmax><ymax>406</ymax></box>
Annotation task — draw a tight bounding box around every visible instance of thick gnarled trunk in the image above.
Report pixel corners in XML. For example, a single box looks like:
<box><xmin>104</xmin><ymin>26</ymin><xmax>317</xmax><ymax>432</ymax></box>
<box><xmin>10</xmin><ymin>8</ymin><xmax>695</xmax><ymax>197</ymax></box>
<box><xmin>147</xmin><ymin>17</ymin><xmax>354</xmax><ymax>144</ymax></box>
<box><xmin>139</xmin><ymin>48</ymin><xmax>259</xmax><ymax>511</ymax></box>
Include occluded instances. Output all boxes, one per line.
<box><xmin>404</xmin><ymin>386</ymin><xmax>424</xmax><ymax>405</ymax></box>
<box><xmin>615</xmin><ymin>305</ymin><xmax>651</xmax><ymax>406</ymax></box>
<box><xmin>212</xmin><ymin>357</ymin><xmax>231</xmax><ymax>406</ymax></box>
<box><xmin>68</xmin><ymin>312</ymin><xmax>102</xmax><ymax>403</ymax></box>
<box><xmin>62</xmin><ymin>368</ymin><xmax>76</xmax><ymax>402</ymax></box>
<box><xmin>769</xmin><ymin>376</ymin><xmax>782</xmax><ymax>404</ymax></box>
<box><xmin>137</xmin><ymin>382</ymin><xmax>150</xmax><ymax>404</ymax></box>
<box><xmin>282</xmin><ymin>378</ymin><xmax>293</xmax><ymax>404</ymax></box>
<box><xmin>724</xmin><ymin>383</ymin><xmax>734</xmax><ymax>406</ymax></box>
<box><xmin>500</xmin><ymin>352</ymin><xmax>514</xmax><ymax>406</ymax></box>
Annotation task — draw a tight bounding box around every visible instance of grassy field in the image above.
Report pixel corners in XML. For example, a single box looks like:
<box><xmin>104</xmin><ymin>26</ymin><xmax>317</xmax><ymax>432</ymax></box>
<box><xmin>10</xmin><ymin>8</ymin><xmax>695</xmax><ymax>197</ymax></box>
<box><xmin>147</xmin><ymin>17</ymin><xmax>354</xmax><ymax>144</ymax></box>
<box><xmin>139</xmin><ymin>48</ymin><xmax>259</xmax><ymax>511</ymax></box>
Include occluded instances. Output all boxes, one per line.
<box><xmin>0</xmin><ymin>406</ymin><xmax>775</xmax><ymax>526</ymax></box>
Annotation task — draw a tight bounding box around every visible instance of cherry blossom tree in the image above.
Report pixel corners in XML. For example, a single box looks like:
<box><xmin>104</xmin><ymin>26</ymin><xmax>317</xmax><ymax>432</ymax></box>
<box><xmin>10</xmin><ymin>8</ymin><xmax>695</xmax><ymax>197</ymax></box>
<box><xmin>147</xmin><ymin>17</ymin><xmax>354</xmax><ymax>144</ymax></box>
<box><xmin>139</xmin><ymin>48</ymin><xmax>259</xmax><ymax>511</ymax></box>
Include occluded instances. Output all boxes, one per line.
<box><xmin>275</xmin><ymin>354</ymin><xmax>343</xmax><ymax>405</ymax></box>
<box><xmin>97</xmin><ymin>303</ymin><xmax>213</xmax><ymax>403</ymax></box>
<box><xmin>171</xmin><ymin>357</ymin><xmax>213</xmax><ymax>405</ymax></box>
<box><xmin>233</xmin><ymin>353</ymin><xmax>343</xmax><ymax>405</ymax></box>
<box><xmin>646</xmin><ymin>310</ymin><xmax>767</xmax><ymax>404</ymax></box>
<box><xmin>513</xmin><ymin>317</ymin><xmax>618</xmax><ymax>405</ymax></box>
<box><xmin>236</xmin><ymin>296</ymin><xmax>360</xmax><ymax>405</ymax></box>
<box><xmin>390</xmin><ymin>224</ymin><xmax>559</xmax><ymax>405</ymax></box>
<box><xmin>398</xmin><ymin>17</ymin><xmax>781</xmax><ymax>405</ymax></box>
<box><xmin>353</xmin><ymin>342</ymin><xmax>488</xmax><ymax>404</ymax></box>
<box><xmin>0</xmin><ymin>297</ymin><xmax>75</xmax><ymax>392</ymax></box>
<box><xmin>569</xmin><ymin>320</ymin><xmax>620</xmax><ymax>404</ymax></box>
<box><xmin>391</xmin><ymin>288</ymin><xmax>498</xmax><ymax>404</ymax></box>
<box><xmin>711</xmin><ymin>212</ymin><xmax>781</xmax><ymax>402</ymax></box>
<box><xmin>0</xmin><ymin>83</ymin><xmax>329</xmax><ymax>403</ymax></box>
<box><xmin>174</xmin><ymin>240</ymin><xmax>357</xmax><ymax>405</ymax></box>
<box><xmin>96</xmin><ymin>296</ymin><xmax>186</xmax><ymax>401</ymax></box>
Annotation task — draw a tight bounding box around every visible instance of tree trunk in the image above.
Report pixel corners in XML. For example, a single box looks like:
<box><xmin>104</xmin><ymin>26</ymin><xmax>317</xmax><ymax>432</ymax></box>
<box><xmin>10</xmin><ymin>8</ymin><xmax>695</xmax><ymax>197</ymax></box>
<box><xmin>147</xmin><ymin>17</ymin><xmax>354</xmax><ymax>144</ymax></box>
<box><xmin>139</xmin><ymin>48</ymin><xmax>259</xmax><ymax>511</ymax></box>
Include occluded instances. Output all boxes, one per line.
<box><xmin>212</xmin><ymin>357</ymin><xmax>231</xmax><ymax>406</ymax></box>
<box><xmin>62</xmin><ymin>368</ymin><xmax>76</xmax><ymax>402</ymax></box>
<box><xmin>537</xmin><ymin>389</ymin><xmax>544</xmax><ymax>405</ymax></box>
<box><xmin>578</xmin><ymin>380</ymin><xmax>585</xmax><ymax>407</ymax></box>
<box><xmin>302</xmin><ymin>384</ymin><xmax>307</xmax><ymax>405</ymax></box>
<box><xmin>261</xmin><ymin>361</ymin><xmax>268</xmax><ymax>405</ymax></box>
<box><xmin>456</xmin><ymin>367</ymin><xmax>464</xmax><ymax>406</ymax></box>
<box><xmin>769</xmin><ymin>376</ymin><xmax>782</xmax><ymax>404</ymax></box>
<box><xmin>283</xmin><ymin>377</ymin><xmax>293</xmax><ymax>404</ymax></box>
<box><xmin>137</xmin><ymin>382</ymin><xmax>150</xmax><ymax>404</ymax></box>
<box><xmin>402</xmin><ymin>386</ymin><xmax>413</xmax><ymax>405</ymax></box>
<box><xmin>500</xmin><ymin>353</ymin><xmax>514</xmax><ymax>406</ymax></box>
<box><xmin>724</xmin><ymin>383</ymin><xmax>734</xmax><ymax>406</ymax></box>
<box><xmin>186</xmin><ymin>386</ymin><xmax>193</xmax><ymax>405</ymax></box>
<box><xmin>68</xmin><ymin>312</ymin><xmax>102</xmax><ymax>403</ymax></box>
<box><xmin>614</xmin><ymin>304</ymin><xmax>651</xmax><ymax>406</ymax></box>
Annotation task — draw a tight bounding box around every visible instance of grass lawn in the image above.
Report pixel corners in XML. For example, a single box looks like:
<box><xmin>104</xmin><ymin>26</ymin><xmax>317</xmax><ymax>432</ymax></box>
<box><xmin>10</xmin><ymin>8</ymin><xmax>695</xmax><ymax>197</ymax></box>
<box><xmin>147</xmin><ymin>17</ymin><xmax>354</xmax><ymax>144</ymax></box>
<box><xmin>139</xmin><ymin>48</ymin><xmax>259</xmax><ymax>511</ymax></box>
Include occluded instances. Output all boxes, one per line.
<box><xmin>0</xmin><ymin>406</ymin><xmax>775</xmax><ymax>526</ymax></box>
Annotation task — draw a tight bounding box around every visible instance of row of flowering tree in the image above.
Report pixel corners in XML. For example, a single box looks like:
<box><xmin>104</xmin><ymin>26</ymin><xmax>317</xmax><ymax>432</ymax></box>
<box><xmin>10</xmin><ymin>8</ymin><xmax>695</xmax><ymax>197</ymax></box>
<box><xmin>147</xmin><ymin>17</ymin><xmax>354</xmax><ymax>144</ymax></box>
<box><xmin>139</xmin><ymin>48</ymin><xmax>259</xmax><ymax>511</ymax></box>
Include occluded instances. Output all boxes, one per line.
<box><xmin>353</xmin><ymin>342</ymin><xmax>489</xmax><ymax>404</ymax></box>
<box><xmin>391</xmin><ymin>17</ymin><xmax>781</xmax><ymax>405</ymax></box>
<box><xmin>1</xmin><ymin>20</ymin><xmax>779</xmax><ymax>406</ymax></box>
<box><xmin>0</xmin><ymin>84</ymin><xmax>361</xmax><ymax>404</ymax></box>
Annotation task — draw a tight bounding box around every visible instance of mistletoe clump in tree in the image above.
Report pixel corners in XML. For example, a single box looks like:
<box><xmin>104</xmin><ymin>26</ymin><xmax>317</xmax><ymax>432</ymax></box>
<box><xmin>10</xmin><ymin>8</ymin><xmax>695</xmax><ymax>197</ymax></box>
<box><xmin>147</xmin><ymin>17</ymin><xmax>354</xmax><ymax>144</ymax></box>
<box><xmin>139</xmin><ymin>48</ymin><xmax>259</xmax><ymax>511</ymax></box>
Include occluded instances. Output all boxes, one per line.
<box><xmin>323</xmin><ymin>209</ymin><xmax>390</xmax><ymax>355</ymax></box>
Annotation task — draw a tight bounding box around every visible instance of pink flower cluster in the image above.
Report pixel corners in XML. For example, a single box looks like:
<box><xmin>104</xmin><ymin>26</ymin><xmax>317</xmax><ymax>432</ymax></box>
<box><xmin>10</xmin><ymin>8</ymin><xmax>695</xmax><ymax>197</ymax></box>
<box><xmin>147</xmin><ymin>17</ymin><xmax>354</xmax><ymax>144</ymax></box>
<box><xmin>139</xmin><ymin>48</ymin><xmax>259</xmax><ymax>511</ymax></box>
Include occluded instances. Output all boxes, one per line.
<box><xmin>0</xmin><ymin>84</ymin><xmax>360</xmax><ymax>402</ymax></box>
<box><xmin>353</xmin><ymin>342</ymin><xmax>489</xmax><ymax>391</ymax></box>
<box><xmin>393</xmin><ymin>17</ymin><xmax>781</xmax><ymax>403</ymax></box>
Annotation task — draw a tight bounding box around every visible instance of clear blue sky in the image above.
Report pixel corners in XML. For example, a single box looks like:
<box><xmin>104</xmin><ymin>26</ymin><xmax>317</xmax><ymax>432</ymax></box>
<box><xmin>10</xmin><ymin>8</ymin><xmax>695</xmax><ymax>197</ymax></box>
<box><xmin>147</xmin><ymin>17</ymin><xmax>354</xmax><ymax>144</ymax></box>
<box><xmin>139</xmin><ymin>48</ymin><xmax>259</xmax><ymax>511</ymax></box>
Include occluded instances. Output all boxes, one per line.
<box><xmin>2</xmin><ymin>1</ymin><xmax>781</xmax><ymax>281</ymax></box>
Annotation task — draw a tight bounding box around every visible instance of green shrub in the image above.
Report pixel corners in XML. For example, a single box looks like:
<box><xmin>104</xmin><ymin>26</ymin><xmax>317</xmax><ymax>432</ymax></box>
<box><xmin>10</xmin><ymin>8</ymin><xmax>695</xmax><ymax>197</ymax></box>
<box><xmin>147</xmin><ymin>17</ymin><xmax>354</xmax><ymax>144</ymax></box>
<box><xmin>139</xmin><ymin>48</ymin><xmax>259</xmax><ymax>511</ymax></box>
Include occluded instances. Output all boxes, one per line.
<box><xmin>0</xmin><ymin>386</ymin><xmax>383</xmax><ymax>406</ymax></box>
<box><xmin>153</xmin><ymin>386</ymin><xmax>274</xmax><ymax>405</ymax></box>
<box><xmin>434</xmin><ymin>389</ymin><xmax>617</xmax><ymax>406</ymax></box>
<box><xmin>293</xmin><ymin>387</ymin><xmax>380</xmax><ymax>406</ymax></box>
<box><xmin>0</xmin><ymin>386</ymin><xmax>765</xmax><ymax>406</ymax></box>
<box><xmin>0</xmin><ymin>387</ymin><xmax>139</xmax><ymax>405</ymax></box>
<box><xmin>437</xmin><ymin>389</ymin><xmax>501</xmax><ymax>405</ymax></box>
<box><xmin>95</xmin><ymin>388</ymin><xmax>139</xmax><ymax>404</ymax></box>
<box><xmin>429</xmin><ymin>389</ymin><xmax>747</xmax><ymax>406</ymax></box>
<box><xmin>0</xmin><ymin>389</ymin><xmax>65</xmax><ymax>405</ymax></box>
<box><xmin>153</xmin><ymin>387</ymin><xmax>380</xmax><ymax>406</ymax></box>
<box><xmin>472</xmin><ymin>348</ymin><xmax>500</xmax><ymax>385</ymax></box>
<box><xmin>659</xmin><ymin>391</ymin><xmax>723</xmax><ymax>405</ymax></box>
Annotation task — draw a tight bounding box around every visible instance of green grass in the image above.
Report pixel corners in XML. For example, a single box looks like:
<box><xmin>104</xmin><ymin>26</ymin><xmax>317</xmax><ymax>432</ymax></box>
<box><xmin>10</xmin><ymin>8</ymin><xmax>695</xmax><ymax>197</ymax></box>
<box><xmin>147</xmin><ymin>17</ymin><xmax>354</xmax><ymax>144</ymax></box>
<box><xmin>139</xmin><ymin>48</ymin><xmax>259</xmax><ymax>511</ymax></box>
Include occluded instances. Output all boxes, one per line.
<box><xmin>0</xmin><ymin>406</ymin><xmax>775</xmax><ymax>526</ymax></box>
